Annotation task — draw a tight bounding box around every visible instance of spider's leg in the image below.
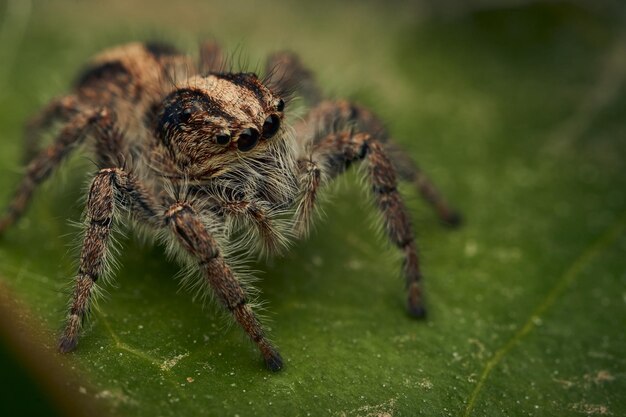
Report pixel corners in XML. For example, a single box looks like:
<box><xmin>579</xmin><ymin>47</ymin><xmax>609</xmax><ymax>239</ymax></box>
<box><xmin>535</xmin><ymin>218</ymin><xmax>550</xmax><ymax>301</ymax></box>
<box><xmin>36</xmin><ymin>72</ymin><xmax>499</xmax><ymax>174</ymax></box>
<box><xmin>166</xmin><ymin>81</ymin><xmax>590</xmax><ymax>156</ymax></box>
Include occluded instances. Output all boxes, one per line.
<box><xmin>215</xmin><ymin>199</ymin><xmax>288</xmax><ymax>255</ymax></box>
<box><xmin>23</xmin><ymin>95</ymin><xmax>81</xmax><ymax>163</ymax></box>
<box><xmin>59</xmin><ymin>167</ymin><xmax>160</xmax><ymax>352</ymax></box>
<box><xmin>264</xmin><ymin>51</ymin><xmax>322</xmax><ymax>105</ymax></box>
<box><xmin>164</xmin><ymin>201</ymin><xmax>283</xmax><ymax>371</ymax></box>
<box><xmin>293</xmin><ymin>156</ymin><xmax>322</xmax><ymax>238</ymax></box>
<box><xmin>296</xmin><ymin>130</ymin><xmax>427</xmax><ymax>318</ymax></box>
<box><xmin>386</xmin><ymin>142</ymin><xmax>462</xmax><ymax>227</ymax></box>
<box><xmin>0</xmin><ymin>107</ymin><xmax>102</xmax><ymax>235</ymax></box>
<box><xmin>199</xmin><ymin>40</ymin><xmax>225</xmax><ymax>74</ymax></box>
<box><xmin>301</xmin><ymin>100</ymin><xmax>461</xmax><ymax>226</ymax></box>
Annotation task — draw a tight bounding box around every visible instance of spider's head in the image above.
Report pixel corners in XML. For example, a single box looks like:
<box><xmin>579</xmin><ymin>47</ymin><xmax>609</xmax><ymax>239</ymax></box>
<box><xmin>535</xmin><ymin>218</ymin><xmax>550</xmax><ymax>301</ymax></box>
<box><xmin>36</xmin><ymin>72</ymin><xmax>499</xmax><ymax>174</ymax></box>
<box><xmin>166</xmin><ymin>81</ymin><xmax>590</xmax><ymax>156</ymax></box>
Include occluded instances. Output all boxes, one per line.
<box><xmin>155</xmin><ymin>73</ymin><xmax>287</xmax><ymax>178</ymax></box>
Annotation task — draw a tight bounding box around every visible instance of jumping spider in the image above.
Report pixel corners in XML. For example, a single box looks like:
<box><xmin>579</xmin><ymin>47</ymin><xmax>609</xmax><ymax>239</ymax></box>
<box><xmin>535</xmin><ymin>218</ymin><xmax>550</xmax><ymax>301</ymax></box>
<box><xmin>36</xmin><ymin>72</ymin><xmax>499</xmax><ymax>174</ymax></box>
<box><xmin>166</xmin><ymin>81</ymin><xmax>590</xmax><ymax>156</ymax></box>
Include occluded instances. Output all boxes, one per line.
<box><xmin>0</xmin><ymin>41</ymin><xmax>460</xmax><ymax>371</ymax></box>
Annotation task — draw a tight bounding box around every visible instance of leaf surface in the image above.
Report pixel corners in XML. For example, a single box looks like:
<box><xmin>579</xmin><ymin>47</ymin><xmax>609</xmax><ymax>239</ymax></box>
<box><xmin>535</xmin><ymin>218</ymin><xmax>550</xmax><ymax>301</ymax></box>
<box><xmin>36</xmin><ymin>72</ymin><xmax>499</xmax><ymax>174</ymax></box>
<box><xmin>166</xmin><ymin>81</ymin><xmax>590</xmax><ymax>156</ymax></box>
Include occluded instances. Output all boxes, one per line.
<box><xmin>0</xmin><ymin>2</ymin><xmax>625</xmax><ymax>416</ymax></box>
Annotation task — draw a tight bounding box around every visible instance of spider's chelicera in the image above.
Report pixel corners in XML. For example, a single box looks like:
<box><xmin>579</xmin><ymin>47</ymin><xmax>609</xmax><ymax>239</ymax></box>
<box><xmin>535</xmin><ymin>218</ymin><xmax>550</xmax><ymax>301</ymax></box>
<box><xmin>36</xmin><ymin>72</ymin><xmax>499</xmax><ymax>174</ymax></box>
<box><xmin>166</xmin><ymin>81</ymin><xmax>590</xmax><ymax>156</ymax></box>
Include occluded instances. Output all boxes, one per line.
<box><xmin>0</xmin><ymin>41</ymin><xmax>461</xmax><ymax>371</ymax></box>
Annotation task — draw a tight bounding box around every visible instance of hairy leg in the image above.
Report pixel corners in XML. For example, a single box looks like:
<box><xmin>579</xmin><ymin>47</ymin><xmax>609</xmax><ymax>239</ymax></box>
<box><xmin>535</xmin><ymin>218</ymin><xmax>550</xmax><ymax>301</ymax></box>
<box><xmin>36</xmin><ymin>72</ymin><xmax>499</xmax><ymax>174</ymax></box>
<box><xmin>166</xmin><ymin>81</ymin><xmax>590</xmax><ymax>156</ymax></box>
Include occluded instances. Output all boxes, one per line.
<box><xmin>265</xmin><ymin>51</ymin><xmax>459</xmax><ymax>228</ymax></box>
<box><xmin>164</xmin><ymin>201</ymin><xmax>283</xmax><ymax>371</ymax></box>
<box><xmin>23</xmin><ymin>95</ymin><xmax>81</xmax><ymax>163</ymax></box>
<box><xmin>387</xmin><ymin>143</ymin><xmax>462</xmax><ymax>227</ymax></box>
<box><xmin>296</xmin><ymin>130</ymin><xmax>427</xmax><ymax>317</ymax></box>
<box><xmin>298</xmin><ymin>99</ymin><xmax>461</xmax><ymax>226</ymax></box>
<box><xmin>293</xmin><ymin>156</ymin><xmax>322</xmax><ymax>238</ymax></box>
<box><xmin>215</xmin><ymin>199</ymin><xmax>288</xmax><ymax>255</ymax></box>
<box><xmin>0</xmin><ymin>107</ymin><xmax>102</xmax><ymax>234</ymax></box>
<box><xmin>59</xmin><ymin>167</ymin><xmax>159</xmax><ymax>351</ymax></box>
<box><xmin>265</xmin><ymin>51</ymin><xmax>322</xmax><ymax>105</ymax></box>
<box><xmin>199</xmin><ymin>40</ymin><xmax>225</xmax><ymax>74</ymax></box>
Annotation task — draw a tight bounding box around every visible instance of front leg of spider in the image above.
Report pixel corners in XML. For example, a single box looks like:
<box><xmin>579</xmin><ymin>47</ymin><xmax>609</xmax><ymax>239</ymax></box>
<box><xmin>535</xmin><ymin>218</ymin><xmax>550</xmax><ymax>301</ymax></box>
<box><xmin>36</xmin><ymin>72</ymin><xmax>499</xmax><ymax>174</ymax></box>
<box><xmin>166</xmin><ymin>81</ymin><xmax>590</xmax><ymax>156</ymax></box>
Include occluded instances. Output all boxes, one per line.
<box><xmin>59</xmin><ymin>167</ymin><xmax>159</xmax><ymax>351</ymax></box>
<box><xmin>164</xmin><ymin>202</ymin><xmax>283</xmax><ymax>371</ymax></box>
<box><xmin>303</xmin><ymin>100</ymin><xmax>462</xmax><ymax>228</ymax></box>
<box><xmin>293</xmin><ymin>94</ymin><xmax>466</xmax><ymax>318</ymax></box>
<box><xmin>365</xmin><ymin>138</ymin><xmax>426</xmax><ymax>318</ymax></box>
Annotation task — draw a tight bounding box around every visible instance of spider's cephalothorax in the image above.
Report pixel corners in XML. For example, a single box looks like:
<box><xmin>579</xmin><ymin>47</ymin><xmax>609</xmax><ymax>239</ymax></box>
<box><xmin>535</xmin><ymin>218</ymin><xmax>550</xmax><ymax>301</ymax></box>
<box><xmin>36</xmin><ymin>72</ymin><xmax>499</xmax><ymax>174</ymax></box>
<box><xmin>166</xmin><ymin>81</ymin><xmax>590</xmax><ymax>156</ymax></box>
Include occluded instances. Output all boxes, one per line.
<box><xmin>0</xmin><ymin>41</ymin><xmax>461</xmax><ymax>371</ymax></box>
<box><xmin>155</xmin><ymin>75</ymin><xmax>290</xmax><ymax>176</ymax></box>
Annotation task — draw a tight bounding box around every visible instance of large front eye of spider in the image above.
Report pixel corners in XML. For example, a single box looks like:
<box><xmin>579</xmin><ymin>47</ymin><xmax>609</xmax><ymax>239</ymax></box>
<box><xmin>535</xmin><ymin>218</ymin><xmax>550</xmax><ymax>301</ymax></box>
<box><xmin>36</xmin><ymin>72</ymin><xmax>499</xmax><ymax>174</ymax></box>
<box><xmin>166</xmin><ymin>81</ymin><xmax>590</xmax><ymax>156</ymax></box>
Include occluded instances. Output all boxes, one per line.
<box><xmin>237</xmin><ymin>128</ymin><xmax>260</xmax><ymax>152</ymax></box>
<box><xmin>262</xmin><ymin>114</ymin><xmax>280</xmax><ymax>139</ymax></box>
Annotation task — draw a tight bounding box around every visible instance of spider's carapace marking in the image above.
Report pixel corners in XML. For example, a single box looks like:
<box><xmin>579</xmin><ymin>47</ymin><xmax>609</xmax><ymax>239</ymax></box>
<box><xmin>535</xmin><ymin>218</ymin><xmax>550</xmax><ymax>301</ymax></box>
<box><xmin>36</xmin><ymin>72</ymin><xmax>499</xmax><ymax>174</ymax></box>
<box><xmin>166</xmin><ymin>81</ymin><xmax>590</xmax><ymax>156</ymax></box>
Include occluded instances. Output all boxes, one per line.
<box><xmin>0</xmin><ymin>41</ymin><xmax>461</xmax><ymax>371</ymax></box>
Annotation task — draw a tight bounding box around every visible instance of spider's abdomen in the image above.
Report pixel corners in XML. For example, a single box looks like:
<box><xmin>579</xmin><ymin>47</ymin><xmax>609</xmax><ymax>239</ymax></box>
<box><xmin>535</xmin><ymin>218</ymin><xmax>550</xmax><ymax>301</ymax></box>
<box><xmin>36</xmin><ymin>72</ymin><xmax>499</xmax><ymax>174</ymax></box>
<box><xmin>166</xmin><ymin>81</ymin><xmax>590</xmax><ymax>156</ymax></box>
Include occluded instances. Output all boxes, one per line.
<box><xmin>76</xmin><ymin>60</ymin><xmax>131</xmax><ymax>90</ymax></box>
<box><xmin>74</xmin><ymin>42</ymin><xmax>193</xmax><ymax>108</ymax></box>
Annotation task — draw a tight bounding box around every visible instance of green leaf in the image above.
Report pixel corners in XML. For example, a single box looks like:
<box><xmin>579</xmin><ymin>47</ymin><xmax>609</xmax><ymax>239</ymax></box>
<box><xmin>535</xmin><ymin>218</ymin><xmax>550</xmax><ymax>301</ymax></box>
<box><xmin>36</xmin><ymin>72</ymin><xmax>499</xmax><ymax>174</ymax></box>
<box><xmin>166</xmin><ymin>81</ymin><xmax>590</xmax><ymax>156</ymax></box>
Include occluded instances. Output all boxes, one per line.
<box><xmin>1</xmin><ymin>2</ymin><xmax>625</xmax><ymax>416</ymax></box>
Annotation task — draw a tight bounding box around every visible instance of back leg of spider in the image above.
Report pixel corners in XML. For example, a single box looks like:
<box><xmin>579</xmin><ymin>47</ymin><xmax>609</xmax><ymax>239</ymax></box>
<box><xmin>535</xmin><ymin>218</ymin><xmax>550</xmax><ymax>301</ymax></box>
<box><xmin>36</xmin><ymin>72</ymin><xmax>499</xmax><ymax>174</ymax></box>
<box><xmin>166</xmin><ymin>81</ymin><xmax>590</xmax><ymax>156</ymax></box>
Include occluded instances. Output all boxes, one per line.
<box><xmin>0</xmin><ymin>107</ymin><xmax>101</xmax><ymax>235</ymax></box>
<box><xmin>199</xmin><ymin>40</ymin><xmax>225</xmax><ymax>74</ymax></box>
<box><xmin>296</xmin><ymin>130</ymin><xmax>427</xmax><ymax>317</ymax></box>
<box><xmin>386</xmin><ymin>142</ymin><xmax>462</xmax><ymax>227</ymax></box>
<box><xmin>23</xmin><ymin>95</ymin><xmax>81</xmax><ymax>163</ymax></box>
<box><xmin>265</xmin><ymin>51</ymin><xmax>322</xmax><ymax>105</ymax></box>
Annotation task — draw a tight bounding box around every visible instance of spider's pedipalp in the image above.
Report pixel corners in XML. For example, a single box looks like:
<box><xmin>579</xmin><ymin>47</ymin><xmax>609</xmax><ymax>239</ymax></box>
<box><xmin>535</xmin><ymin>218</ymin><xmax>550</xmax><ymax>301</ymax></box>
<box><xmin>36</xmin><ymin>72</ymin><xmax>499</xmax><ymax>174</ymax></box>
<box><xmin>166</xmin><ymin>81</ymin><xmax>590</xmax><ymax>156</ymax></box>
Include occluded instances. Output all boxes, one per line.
<box><xmin>216</xmin><ymin>198</ymin><xmax>290</xmax><ymax>256</ymax></box>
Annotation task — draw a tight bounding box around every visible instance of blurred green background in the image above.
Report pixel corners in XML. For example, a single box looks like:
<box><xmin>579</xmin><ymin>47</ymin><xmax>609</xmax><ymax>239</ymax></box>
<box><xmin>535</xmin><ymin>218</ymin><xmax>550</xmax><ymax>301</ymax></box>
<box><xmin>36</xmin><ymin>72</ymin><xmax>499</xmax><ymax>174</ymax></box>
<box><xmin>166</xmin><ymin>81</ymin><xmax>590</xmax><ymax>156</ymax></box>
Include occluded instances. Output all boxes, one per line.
<box><xmin>1</xmin><ymin>0</ymin><xmax>625</xmax><ymax>416</ymax></box>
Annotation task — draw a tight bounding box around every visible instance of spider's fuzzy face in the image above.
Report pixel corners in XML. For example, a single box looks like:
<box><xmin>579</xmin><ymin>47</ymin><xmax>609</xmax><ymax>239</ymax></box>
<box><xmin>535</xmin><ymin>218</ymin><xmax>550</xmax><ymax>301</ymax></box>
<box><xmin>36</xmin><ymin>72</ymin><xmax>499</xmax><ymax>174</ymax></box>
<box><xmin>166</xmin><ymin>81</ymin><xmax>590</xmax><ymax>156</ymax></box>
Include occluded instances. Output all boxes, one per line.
<box><xmin>156</xmin><ymin>73</ymin><xmax>287</xmax><ymax>179</ymax></box>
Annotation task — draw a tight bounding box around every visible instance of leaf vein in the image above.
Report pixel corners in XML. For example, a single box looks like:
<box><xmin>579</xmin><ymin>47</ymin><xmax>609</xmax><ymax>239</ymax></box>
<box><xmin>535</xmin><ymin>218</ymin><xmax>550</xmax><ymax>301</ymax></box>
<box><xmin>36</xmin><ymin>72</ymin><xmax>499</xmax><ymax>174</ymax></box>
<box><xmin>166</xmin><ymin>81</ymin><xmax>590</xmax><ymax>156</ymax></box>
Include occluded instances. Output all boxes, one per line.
<box><xmin>96</xmin><ymin>310</ymin><xmax>162</xmax><ymax>367</ymax></box>
<box><xmin>463</xmin><ymin>210</ymin><xmax>626</xmax><ymax>416</ymax></box>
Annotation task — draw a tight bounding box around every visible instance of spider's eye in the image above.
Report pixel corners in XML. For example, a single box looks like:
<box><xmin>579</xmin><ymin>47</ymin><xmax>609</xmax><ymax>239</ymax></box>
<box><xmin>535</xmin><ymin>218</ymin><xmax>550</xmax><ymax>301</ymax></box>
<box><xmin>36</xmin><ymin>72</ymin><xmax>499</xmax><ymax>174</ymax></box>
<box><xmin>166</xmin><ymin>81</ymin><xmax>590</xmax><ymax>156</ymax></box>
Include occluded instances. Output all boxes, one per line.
<box><xmin>276</xmin><ymin>99</ymin><xmax>285</xmax><ymax>112</ymax></box>
<box><xmin>262</xmin><ymin>114</ymin><xmax>280</xmax><ymax>139</ymax></box>
<box><xmin>180</xmin><ymin>107</ymin><xmax>193</xmax><ymax>122</ymax></box>
<box><xmin>215</xmin><ymin>133</ymin><xmax>231</xmax><ymax>146</ymax></box>
<box><xmin>237</xmin><ymin>128</ymin><xmax>260</xmax><ymax>152</ymax></box>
